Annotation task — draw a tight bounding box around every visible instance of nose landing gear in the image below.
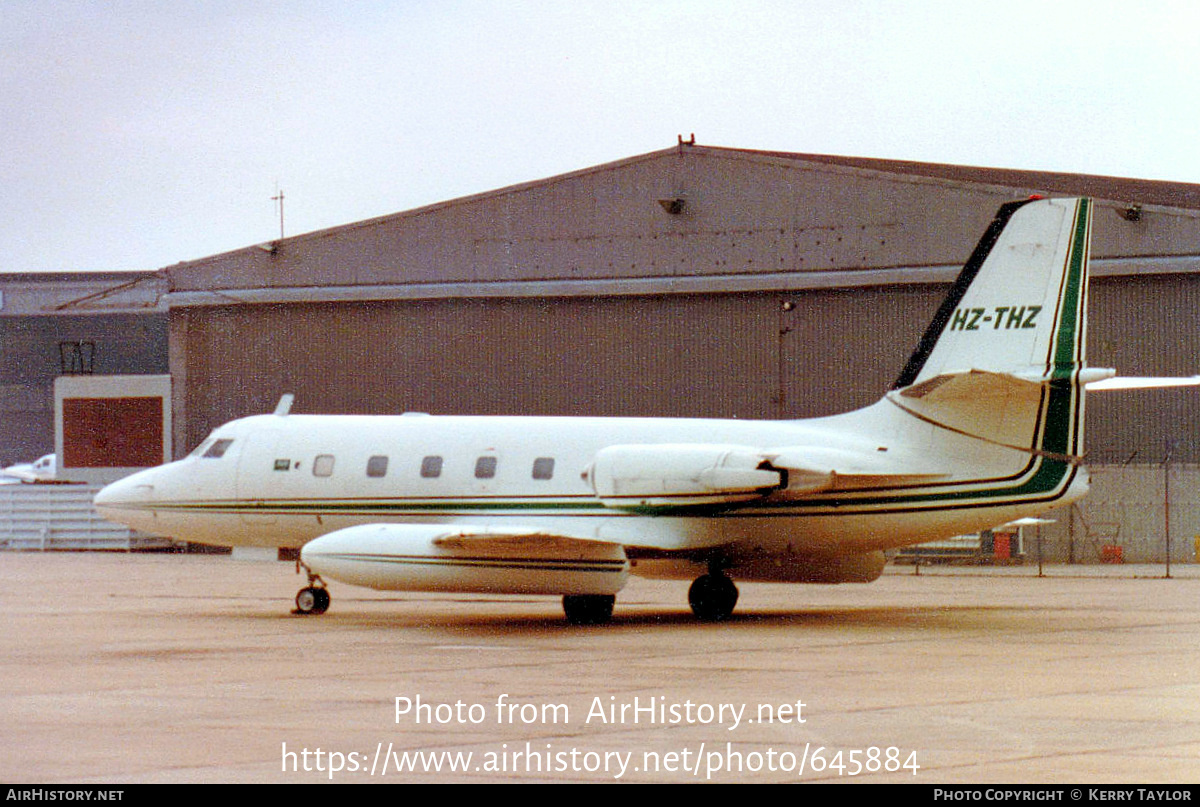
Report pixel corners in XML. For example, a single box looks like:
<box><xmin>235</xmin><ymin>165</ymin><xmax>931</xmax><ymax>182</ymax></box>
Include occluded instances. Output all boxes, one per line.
<box><xmin>294</xmin><ymin>560</ymin><xmax>330</xmax><ymax>615</ymax></box>
<box><xmin>295</xmin><ymin>585</ymin><xmax>330</xmax><ymax>615</ymax></box>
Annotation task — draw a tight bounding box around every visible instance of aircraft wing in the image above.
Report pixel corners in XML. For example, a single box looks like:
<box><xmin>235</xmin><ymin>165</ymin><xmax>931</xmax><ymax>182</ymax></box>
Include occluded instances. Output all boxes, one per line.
<box><xmin>429</xmin><ymin>525</ymin><xmax>623</xmax><ymax>553</ymax></box>
<box><xmin>305</xmin><ymin>520</ymin><xmax>729</xmax><ymax>557</ymax></box>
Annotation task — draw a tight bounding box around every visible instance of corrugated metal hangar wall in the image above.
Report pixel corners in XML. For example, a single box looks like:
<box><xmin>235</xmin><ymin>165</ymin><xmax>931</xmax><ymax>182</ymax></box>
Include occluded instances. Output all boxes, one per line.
<box><xmin>0</xmin><ymin>273</ymin><xmax>167</xmax><ymax>465</ymax></box>
<box><xmin>163</xmin><ymin>144</ymin><xmax>1200</xmax><ymax>562</ymax></box>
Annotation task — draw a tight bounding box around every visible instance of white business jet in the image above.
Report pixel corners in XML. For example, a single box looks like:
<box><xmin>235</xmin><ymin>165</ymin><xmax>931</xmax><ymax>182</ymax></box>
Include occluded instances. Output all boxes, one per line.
<box><xmin>97</xmin><ymin>196</ymin><xmax>1114</xmax><ymax>624</ymax></box>
<box><xmin>1</xmin><ymin>454</ymin><xmax>57</xmax><ymax>484</ymax></box>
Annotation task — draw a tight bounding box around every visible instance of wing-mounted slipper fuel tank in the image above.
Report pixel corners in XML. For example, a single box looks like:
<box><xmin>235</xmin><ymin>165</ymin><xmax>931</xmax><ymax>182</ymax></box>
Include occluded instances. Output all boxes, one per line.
<box><xmin>301</xmin><ymin>524</ymin><xmax>630</xmax><ymax>596</ymax></box>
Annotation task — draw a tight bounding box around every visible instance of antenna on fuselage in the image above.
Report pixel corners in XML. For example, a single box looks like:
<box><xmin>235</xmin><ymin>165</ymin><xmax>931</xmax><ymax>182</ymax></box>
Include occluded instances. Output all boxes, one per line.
<box><xmin>273</xmin><ymin>394</ymin><xmax>295</xmax><ymax>416</ymax></box>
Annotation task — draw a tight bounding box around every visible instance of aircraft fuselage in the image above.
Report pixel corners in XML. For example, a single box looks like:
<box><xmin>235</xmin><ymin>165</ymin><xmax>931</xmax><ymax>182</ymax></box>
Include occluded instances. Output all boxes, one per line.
<box><xmin>95</xmin><ymin>404</ymin><xmax>1086</xmax><ymax>583</ymax></box>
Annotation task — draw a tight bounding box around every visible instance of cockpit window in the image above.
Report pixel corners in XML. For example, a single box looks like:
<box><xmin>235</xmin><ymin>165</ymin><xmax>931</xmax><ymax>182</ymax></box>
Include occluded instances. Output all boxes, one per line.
<box><xmin>201</xmin><ymin>439</ymin><xmax>234</xmax><ymax>459</ymax></box>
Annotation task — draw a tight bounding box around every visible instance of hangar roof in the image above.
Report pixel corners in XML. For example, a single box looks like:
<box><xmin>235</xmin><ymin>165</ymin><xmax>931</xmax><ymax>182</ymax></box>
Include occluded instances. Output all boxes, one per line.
<box><xmin>163</xmin><ymin>143</ymin><xmax>1200</xmax><ymax>306</ymax></box>
<box><xmin>724</xmin><ymin>148</ymin><xmax>1200</xmax><ymax>211</ymax></box>
<box><xmin>0</xmin><ymin>271</ymin><xmax>166</xmax><ymax>316</ymax></box>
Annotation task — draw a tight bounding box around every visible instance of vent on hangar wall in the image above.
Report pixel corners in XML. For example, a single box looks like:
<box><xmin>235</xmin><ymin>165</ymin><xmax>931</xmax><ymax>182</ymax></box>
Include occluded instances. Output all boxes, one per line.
<box><xmin>58</xmin><ymin>340</ymin><xmax>96</xmax><ymax>374</ymax></box>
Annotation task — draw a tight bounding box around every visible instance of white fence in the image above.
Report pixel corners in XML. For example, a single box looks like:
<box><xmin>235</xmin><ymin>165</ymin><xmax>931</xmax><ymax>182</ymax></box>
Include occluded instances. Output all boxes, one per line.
<box><xmin>0</xmin><ymin>483</ymin><xmax>176</xmax><ymax>551</ymax></box>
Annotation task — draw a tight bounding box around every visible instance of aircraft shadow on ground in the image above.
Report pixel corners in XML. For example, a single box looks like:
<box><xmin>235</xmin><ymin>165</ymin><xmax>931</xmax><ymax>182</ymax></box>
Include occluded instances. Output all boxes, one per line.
<box><xmin>236</xmin><ymin>599</ymin><xmax>1052</xmax><ymax>636</ymax></box>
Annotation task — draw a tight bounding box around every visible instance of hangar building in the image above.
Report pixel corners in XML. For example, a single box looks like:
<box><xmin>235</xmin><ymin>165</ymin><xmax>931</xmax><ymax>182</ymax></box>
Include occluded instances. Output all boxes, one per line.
<box><xmin>161</xmin><ymin>142</ymin><xmax>1200</xmax><ymax>562</ymax></box>
<box><xmin>0</xmin><ymin>272</ymin><xmax>166</xmax><ymax>465</ymax></box>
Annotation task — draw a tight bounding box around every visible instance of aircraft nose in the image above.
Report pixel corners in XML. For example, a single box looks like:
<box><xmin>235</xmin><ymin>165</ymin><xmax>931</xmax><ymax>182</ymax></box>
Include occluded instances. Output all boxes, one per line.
<box><xmin>94</xmin><ymin>472</ymin><xmax>156</xmax><ymax>509</ymax></box>
<box><xmin>94</xmin><ymin>469</ymin><xmax>170</xmax><ymax>535</ymax></box>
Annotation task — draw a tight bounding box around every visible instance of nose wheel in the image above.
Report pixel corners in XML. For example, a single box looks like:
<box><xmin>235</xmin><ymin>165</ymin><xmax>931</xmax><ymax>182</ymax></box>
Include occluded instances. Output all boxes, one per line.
<box><xmin>295</xmin><ymin>585</ymin><xmax>330</xmax><ymax>615</ymax></box>
<box><xmin>294</xmin><ymin>560</ymin><xmax>330</xmax><ymax>615</ymax></box>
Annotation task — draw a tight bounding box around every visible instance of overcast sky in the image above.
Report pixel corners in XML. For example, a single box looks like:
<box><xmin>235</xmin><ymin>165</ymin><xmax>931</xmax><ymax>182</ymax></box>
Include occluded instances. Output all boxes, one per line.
<box><xmin>3</xmin><ymin>1</ymin><xmax>1198</xmax><ymax>273</ymax></box>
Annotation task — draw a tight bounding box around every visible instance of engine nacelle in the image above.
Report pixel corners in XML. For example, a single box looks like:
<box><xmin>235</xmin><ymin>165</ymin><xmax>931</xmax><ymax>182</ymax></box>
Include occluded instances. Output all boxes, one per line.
<box><xmin>301</xmin><ymin>524</ymin><xmax>629</xmax><ymax>595</ymax></box>
<box><xmin>588</xmin><ymin>444</ymin><xmax>782</xmax><ymax>508</ymax></box>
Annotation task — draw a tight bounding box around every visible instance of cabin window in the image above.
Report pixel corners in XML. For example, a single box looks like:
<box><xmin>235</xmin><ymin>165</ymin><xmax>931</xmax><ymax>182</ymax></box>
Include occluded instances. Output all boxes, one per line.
<box><xmin>202</xmin><ymin>439</ymin><xmax>234</xmax><ymax>459</ymax></box>
<box><xmin>474</xmin><ymin>456</ymin><xmax>497</xmax><ymax>479</ymax></box>
<box><xmin>366</xmin><ymin>455</ymin><xmax>388</xmax><ymax>478</ymax></box>
<box><xmin>420</xmin><ymin>456</ymin><xmax>443</xmax><ymax>478</ymax></box>
<box><xmin>532</xmin><ymin>457</ymin><xmax>555</xmax><ymax>480</ymax></box>
<box><xmin>313</xmin><ymin>454</ymin><xmax>335</xmax><ymax>477</ymax></box>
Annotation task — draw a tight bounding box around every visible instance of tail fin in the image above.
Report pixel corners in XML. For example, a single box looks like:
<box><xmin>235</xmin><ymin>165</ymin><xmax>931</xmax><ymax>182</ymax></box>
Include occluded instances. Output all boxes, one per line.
<box><xmin>895</xmin><ymin>197</ymin><xmax>1092</xmax><ymax>390</ymax></box>
<box><xmin>889</xmin><ymin>197</ymin><xmax>1098</xmax><ymax>463</ymax></box>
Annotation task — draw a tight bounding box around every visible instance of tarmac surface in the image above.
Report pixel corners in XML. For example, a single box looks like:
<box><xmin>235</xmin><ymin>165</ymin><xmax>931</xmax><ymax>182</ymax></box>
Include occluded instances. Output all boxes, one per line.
<box><xmin>4</xmin><ymin>553</ymin><xmax>1200</xmax><ymax>783</ymax></box>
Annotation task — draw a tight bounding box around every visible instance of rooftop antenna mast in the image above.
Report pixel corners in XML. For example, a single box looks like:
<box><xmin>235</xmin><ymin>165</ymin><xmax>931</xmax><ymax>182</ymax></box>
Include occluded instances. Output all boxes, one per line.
<box><xmin>271</xmin><ymin>185</ymin><xmax>285</xmax><ymax>241</ymax></box>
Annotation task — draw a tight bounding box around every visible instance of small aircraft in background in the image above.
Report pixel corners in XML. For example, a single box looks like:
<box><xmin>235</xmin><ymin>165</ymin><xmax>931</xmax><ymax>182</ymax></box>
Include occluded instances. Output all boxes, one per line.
<box><xmin>94</xmin><ymin>196</ymin><xmax>1185</xmax><ymax>624</ymax></box>
<box><xmin>1</xmin><ymin>454</ymin><xmax>57</xmax><ymax>485</ymax></box>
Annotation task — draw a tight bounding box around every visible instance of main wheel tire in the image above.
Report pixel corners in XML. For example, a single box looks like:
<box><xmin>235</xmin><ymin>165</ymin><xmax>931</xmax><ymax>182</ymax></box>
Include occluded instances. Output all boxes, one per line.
<box><xmin>295</xmin><ymin>586</ymin><xmax>330</xmax><ymax>615</ymax></box>
<box><xmin>688</xmin><ymin>574</ymin><xmax>739</xmax><ymax>621</ymax></box>
<box><xmin>562</xmin><ymin>594</ymin><xmax>615</xmax><ymax>625</ymax></box>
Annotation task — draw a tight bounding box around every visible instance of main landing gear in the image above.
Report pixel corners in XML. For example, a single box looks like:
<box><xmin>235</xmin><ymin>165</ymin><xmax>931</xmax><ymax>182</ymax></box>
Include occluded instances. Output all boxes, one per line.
<box><xmin>294</xmin><ymin>561</ymin><xmax>330</xmax><ymax>615</ymax></box>
<box><xmin>559</xmin><ymin>569</ymin><xmax>739</xmax><ymax>625</ymax></box>
<box><xmin>688</xmin><ymin>571</ymin><xmax>739</xmax><ymax>622</ymax></box>
<box><xmin>562</xmin><ymin>594</ymin><xmax>616</xmax><ymax>625</ymax></box>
